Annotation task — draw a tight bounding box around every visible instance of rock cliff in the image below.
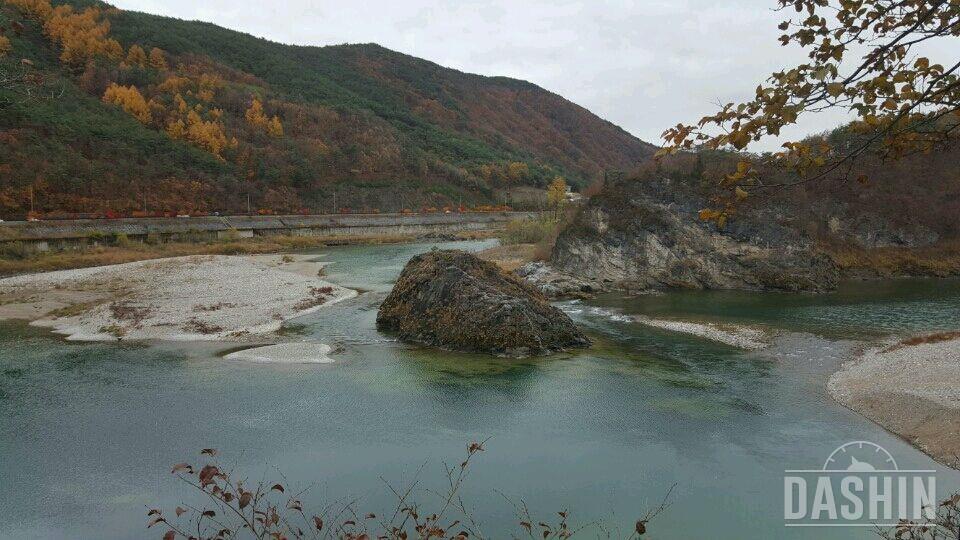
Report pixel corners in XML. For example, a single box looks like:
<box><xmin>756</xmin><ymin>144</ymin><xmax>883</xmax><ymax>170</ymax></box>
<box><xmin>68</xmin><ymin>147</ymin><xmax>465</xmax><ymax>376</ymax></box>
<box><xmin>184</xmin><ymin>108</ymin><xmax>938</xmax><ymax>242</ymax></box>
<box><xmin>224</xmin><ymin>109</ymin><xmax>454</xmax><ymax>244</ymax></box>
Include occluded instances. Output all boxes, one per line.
<box><xmin>542</xmin><ymin>176</ymin><xmax>839</xmax><ymax>293</ymax></box>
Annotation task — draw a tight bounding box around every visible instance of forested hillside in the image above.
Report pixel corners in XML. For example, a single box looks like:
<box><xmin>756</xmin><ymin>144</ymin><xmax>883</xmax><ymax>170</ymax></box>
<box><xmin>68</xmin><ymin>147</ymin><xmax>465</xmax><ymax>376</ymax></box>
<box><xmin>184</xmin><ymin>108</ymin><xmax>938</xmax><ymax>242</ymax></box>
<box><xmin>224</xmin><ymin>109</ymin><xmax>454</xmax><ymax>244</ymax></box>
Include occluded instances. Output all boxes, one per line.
<box><xmin>0</xmin><ymin>0</ymin><xmax>654</xmax><ymax>218</ymax></box>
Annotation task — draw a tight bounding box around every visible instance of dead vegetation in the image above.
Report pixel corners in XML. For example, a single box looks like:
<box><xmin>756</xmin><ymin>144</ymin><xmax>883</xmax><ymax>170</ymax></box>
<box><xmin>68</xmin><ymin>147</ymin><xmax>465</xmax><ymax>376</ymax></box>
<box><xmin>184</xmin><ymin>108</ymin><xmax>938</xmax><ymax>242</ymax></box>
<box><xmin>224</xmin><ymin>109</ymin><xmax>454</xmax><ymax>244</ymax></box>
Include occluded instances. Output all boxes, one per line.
<box><xmin>109</xmin><ymin>301</ymin><xmax>153</xmax><ymax>326</ymax></box>
<box><xmin>293</xmin><ymin>286</ymin><xmax>334</xmax><ymax>311</ymax></box>
<box><xmin>193</xmin><ymin>302</ymin><xmax>236</xmax><ymax>313</ymax></box>
<box><xmin>182</xmin><ymin>318</ymin><xmax>224</xmax><ymax>335</ymax></box>
<box><xmin>477</xmin><ymin>243</ymin><xmax>537</xmax><ymax>272</ymax></box>
<box><xmin>150</xmin><ymin>443</ymin><xmax>672</xmax><ymax>540</ymax></box>
<box><xmin>883</xmin><ymin>331</ymin><xmax>960</xmax><ymax>353</ymax></box>
<box><xmin>823</xmin><ymin>240</ymin><xmax>960</xmax><ymax>278</ymax></box>
<box><xmin>46</xmin><ymin>300</ymin><xmax>106</xmax><ymax>318</ymax></box>
<box><xmin>98</xmin><ymin>323</ymin><xmax>126</xmax><ymax>339</ymax></box>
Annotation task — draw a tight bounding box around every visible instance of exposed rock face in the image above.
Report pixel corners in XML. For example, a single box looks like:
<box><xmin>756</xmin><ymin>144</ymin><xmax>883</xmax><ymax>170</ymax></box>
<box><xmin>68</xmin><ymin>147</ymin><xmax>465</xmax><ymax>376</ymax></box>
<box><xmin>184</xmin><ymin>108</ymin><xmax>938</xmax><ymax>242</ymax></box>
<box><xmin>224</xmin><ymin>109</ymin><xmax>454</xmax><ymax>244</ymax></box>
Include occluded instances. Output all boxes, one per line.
<box><xmin>377</xmin><ymin>250</ymin><xmax>590</xmax><ymax>356</ymax></box>
<box><xmin>546</xmin><ymin>176</ymin><xmax>840</xmax><ymax>293</ymax></box>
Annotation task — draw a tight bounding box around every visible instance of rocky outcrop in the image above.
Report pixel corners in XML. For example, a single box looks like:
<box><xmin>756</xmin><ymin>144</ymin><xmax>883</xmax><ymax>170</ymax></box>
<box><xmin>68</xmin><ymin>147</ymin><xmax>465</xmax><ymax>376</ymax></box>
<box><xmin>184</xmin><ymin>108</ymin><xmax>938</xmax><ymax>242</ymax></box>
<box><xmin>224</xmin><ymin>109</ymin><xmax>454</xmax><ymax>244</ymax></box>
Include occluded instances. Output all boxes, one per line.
<box><xmin>377</xmin><ymin>250</ymin><xmax>590</xmax><ymax>356</ymax></box>
<box><xmin>547</xmin><ymin>176</ymin><xmax>840</xmax><ymax>293</ymax></box>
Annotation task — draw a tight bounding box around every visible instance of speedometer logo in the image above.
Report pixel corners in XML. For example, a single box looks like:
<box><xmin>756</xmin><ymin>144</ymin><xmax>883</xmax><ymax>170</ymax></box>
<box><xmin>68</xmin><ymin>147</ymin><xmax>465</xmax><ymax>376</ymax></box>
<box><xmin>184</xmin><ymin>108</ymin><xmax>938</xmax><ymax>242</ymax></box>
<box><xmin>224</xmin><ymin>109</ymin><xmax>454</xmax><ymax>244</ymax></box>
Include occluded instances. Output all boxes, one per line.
<box><xmin>823</xmin><ymin>440</ymin><xmax>898</xmax><ymax>472</ymax></box>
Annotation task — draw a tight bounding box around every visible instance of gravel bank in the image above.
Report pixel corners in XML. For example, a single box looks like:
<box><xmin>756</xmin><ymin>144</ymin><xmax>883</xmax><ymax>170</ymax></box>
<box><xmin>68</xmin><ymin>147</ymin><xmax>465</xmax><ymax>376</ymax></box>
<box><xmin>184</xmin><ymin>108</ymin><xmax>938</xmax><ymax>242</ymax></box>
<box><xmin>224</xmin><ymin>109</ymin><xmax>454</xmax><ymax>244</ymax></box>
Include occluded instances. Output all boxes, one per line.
<box><xmin>635</xmin><ymin>317</ymin><xmax>769</xmax><ymax>350</ymax></box>
<box><xmin>829</xmin><ymin>334</ymin><xmax>960</xmax><ymax>468</ymax></box>
<box><xmin>0</xmin><ymin>254</ymin><xmax>355</xmax><ymax>341</ymax></box>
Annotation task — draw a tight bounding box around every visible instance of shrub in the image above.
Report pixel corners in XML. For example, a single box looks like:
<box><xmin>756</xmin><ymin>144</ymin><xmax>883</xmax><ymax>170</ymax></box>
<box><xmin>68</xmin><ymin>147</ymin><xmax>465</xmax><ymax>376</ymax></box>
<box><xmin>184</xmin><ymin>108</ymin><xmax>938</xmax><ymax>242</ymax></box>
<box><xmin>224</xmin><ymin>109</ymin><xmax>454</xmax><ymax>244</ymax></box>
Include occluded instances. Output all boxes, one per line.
<box><xmin>111</xmin><ymin>232</ymin><xmax>131</xmax><ymax>247</ymax></box>
<box><xmin>0</xmin><ymin>241</ymin><xmax>34</xmax><ymax>260</ymax></box>
<box><xmin>499</xmin><ymin>216</ymin><xmax>559</xmax><ymax>245</ymax></box>
<box><xmin>150</xmin><ymin>443</ymin><xmax>672</xmax><ymax>539</ymax></box>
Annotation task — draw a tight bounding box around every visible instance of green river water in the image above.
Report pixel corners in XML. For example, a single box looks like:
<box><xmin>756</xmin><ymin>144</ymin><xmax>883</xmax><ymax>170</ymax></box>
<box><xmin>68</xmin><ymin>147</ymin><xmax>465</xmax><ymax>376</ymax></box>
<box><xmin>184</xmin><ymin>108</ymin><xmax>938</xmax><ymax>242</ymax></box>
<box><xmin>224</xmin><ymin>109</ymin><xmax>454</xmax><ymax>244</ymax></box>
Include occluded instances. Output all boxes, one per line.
<box><xmin>1</xmin><ymin>239</ymin><xmax>959</xmax><ymax>539</ymax></box>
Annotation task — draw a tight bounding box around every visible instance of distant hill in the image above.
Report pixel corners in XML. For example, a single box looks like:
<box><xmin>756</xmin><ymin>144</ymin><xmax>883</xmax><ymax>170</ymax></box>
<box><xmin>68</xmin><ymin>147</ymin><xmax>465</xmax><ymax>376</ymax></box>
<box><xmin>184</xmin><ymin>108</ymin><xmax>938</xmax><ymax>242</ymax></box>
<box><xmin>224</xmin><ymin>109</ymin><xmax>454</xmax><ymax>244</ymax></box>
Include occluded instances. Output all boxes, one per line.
<box><xmin>0</xmin><ymin>0</ymin><xmax>654</xmax><ymax>217</ymax></box>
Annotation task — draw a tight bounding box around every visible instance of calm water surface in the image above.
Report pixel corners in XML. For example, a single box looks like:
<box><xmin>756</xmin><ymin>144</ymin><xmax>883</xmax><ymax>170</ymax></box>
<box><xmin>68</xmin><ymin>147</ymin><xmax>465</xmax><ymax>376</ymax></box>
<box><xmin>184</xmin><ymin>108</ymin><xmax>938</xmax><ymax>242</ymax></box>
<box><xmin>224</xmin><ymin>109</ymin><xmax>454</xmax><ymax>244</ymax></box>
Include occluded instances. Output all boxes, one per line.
<box><xmin>2</xmin><ymin>240</ymin><xmax>959</xmax><ymax>539</ymax></box>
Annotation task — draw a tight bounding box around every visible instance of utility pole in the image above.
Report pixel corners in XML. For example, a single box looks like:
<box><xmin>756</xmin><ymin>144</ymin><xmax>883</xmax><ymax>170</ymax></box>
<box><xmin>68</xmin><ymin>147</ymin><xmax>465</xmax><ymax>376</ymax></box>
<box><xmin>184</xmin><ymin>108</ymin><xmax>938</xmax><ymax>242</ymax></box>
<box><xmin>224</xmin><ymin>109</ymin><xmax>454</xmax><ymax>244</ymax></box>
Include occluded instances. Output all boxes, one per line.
<box><xmin>28</xmin><ymin>186</ymin><xmax>34</xmax><ymax>214</ymax></box>
<box><xmin>246</xmin><ymin>192</ymin><xmax>251</xmax><ymax>215</ymax></box>
<box><xmin>333</xmin><ymin>191</ymin><xmax>337</xmax><ymax>215</ymax></box>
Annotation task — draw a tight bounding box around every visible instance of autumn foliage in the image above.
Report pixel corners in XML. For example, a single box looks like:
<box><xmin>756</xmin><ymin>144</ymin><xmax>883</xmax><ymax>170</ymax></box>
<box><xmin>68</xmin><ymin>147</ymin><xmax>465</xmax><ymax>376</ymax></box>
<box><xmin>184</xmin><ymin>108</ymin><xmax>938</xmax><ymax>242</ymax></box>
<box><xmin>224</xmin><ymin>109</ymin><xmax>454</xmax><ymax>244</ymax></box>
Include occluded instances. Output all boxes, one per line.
<box><xmin>0</xmin><ymin>0</ymin><xmax>650</xmax><ymax>217</ymax></box>
<box><xmin>661</xmin><ymin>0</ymin><xmax>960</xmax><ymax>223</ymax></box>
<box><xmin>103</xmin><ymin>82</ymin><xmax>151</xmax><ymax>123</ymax></box>
<box><xmin>245</xmin><ymin>97</ymin><xmax>283</xmax><ymax>137</ymax></box>
<box><xmin>6</xmin><ymin>0</ymin><xmax>123</xmax><ymax>68</ymax></box>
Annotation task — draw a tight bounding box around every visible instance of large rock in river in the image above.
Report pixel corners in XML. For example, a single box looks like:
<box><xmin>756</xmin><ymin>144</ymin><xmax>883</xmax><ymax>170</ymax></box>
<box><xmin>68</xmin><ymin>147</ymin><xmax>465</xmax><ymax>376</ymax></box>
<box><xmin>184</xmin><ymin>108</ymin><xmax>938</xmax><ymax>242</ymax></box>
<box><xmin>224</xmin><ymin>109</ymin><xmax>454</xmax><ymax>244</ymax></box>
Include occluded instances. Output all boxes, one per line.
<box><xmin>377</xmin><ymin>250</ymin><xmax>590</xmax><ymax>356</ymax></box>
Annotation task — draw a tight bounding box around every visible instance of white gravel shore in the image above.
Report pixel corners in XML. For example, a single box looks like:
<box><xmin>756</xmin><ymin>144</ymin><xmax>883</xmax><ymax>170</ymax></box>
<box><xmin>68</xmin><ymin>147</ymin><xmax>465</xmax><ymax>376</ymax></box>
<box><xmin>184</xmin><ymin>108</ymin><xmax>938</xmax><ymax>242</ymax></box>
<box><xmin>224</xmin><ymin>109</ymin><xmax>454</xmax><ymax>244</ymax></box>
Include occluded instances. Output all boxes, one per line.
<box><xmin>635</xmin><ymin>317</ymin><xmax>768</xmax><ymax>350</ymax></box>
<box><xmin>224</xmin><ymin>343</ymin><xmax>336</xmax><ymax>363</ymax></box>
<box><xmin>829</xmin><ymin>333</ymin><xmax>960</xmax><ymax>468</ymax></box>
<box><xmin>0</xmin><ymin>254</ymin><xmax>356</xmax><ymax>341</ymax></box>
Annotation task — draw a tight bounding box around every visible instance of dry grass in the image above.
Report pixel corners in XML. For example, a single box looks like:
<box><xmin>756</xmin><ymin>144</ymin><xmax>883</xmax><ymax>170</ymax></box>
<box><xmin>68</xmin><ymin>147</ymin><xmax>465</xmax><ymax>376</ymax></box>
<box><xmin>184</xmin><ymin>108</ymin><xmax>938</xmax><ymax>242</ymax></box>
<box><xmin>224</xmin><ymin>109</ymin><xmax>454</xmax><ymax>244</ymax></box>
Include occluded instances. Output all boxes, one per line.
<box><xmin>181</xmin><ymin>318</ymin><xmax>224</xmax><ymax>335</ymax></box>
<box><xmin>823</xmin><ymin>239</ymin><xmax>960</xmax><ymax>278</ymax></box>
<box><xmin>46</xmin><ymin>300</ymin><xmax>106</xmax><ymax>318</ymax></box>
<box><xmin>498</xmin><ymin>216</ymin><xmax>559</xmax><ymax>245</ymax></box>
<box><xmin>883</xmin><ymin>331</ymin><xmax>960</xmax><ymax>353</ymax></box>
<box><xmin>477</xmin><ymin>243</ymin><xmax>537</xmax><ymax>272</ymax></box>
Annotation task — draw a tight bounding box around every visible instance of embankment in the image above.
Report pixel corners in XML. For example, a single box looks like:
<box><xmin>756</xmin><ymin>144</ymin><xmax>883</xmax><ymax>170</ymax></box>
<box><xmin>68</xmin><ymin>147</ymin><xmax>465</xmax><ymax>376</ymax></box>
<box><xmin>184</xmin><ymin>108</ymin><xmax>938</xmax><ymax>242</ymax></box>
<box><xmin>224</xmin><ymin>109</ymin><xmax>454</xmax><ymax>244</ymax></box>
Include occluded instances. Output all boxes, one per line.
<box><xmin>1</xmin><ymin>212</ymin><xmax>537</xmax><ymax>252</ymax></box>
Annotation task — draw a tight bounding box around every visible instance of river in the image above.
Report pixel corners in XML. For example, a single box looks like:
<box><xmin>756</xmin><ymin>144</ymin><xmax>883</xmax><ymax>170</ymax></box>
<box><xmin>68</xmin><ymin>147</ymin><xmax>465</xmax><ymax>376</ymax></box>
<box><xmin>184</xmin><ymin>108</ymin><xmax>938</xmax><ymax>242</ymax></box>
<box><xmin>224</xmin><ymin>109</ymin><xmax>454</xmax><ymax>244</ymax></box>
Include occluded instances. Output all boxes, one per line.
<box><xmin>1</xmin><ymin>239</ymin><xmax>958</xmax><ymax>539</ymax></box>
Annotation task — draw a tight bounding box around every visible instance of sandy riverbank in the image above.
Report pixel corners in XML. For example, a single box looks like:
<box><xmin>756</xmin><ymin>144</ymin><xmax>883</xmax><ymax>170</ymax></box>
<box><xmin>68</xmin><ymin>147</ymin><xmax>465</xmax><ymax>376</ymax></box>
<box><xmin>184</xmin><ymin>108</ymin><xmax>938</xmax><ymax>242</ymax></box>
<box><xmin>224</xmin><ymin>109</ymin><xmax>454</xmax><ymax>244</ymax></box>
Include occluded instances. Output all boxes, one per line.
<box><xmin>0</xmin><ymin>254</ymin><xmax>356</xmax><ymax>341</ymax></box>
<box><xmin>829</xmin><ymin>332</ymin><xmax>960</xmax><ymax>468</ymax></box>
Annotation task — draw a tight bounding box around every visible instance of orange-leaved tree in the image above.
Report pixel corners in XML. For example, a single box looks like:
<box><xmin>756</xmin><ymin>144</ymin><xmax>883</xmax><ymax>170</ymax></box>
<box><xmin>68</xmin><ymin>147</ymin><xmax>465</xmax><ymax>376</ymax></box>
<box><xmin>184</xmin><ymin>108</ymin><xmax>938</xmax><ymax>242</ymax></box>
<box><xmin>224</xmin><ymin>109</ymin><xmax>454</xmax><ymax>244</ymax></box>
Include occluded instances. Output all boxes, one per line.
<box><xmin>125</xmin><ymin>43</ymin><xmax>147</xmax><ymax>67</ymax></box>
<box><xmin>245</xmin><ymin>96</ymin><xmax>283</xmax><ymax>137</ymax></box>
<box><xmin>148</xmin><ymin>46</ymin><xmax>167</xmax><ymax>70</ymax></box>
<box><xmin>660</xmin><ymin>0</ymin><xmax>960</xmax><ymax>223</ymax></box>
<box><xmin>102</xmin><ymin>83</ymin><xmax>151</xmax><ymax>123</ymax></box>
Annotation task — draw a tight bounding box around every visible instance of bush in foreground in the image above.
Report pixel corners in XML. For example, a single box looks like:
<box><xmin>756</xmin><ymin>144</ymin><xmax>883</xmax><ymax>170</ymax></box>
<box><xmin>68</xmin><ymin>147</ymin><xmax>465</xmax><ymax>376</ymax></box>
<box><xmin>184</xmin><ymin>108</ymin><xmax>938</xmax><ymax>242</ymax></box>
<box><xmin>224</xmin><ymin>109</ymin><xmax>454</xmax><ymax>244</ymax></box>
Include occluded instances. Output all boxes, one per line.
<box><xmin>149</xmin><ymin>442</ymin><xmax>672</xmax><ymax>539</ymax></box>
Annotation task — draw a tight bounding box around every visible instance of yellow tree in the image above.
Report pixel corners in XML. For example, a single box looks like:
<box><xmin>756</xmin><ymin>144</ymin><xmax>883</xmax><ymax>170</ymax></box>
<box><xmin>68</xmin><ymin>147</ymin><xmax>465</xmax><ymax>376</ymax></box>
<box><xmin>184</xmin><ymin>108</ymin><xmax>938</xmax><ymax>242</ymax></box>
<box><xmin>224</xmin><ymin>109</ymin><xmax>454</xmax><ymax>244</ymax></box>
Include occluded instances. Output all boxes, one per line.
<box><xmin>185</xmin><ymin>110</ymin><xmax>232</xmax><ymax>159</ymax></box>
<box><xmin>0</xmin><ymin>35</ymin><xmax>11</xmax><ymax>57</ymax></box>
<box><xmin>507</xmin><ymin>161</ymin><xmax>529</xmax><ymax>182</ymax></box>
<box><xmin>125</xmin><ymin>44</ymin><xmax>147</xmax><ymax>67</ymax></box>
<box><xmin>5</xmin><ymin>0</ymin><xmax>52</xmax><ymax>21</ymax></box>
<box><xmin>245</xmin><ymin>97</ymin><xmax>283</xmax><ymax>137</ymax></box>
<box><xmin>166</xmin><ymin>118</ymin><xmax>186</xmax><ymax>139</ymax></box>
<box><xmin>245</xmin><ymin>97</ymin><xmax>268</xmax><ymax>126</ymax></box>
<box><xmin>546</xmin><ymin>176</ymin><xmax>567</xmax><ymax>218</ymax></box>
<box><xmin>173</xmin><ymin>93</ymin><xmax>188</xmax><ymax>114</ymax></box>
<box><xmin>267</xmin><ymin>116</ymin><xmax>284</xmax><ymax>137</ymax></box>
<box><xmin>148</xmin><ymin>47</ymin><xmax>167</xmax><ymax>70</ymax></box>
<box><xmin>43</xmin><ymin>5</ymin><xmax>123</xmax><ymax>67</ymax></box>
<box><xmin>157</xmin><ymin>75</ymin><xmax>188</xmax><ymax>93</ymax></box>
<box><xmin>196</xmin><ymin>73</ymin><xmax>219</xmax><ymax>102</ymax></box>
<box><xmin>103</xmin><ymin>83</ymin><xmax>151</xmax><ymax>124</ymax></box>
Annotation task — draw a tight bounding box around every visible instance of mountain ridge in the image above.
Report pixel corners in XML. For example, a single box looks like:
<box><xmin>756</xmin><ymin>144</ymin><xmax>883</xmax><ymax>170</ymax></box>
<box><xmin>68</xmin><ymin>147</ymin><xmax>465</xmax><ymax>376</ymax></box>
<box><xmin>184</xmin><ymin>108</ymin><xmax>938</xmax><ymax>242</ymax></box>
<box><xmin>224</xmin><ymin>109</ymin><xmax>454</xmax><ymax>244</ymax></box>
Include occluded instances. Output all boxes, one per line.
<box><xmin>0</xmin><ymin>0</ymin><xmax>654</xmax><ymax>217</ymax></box>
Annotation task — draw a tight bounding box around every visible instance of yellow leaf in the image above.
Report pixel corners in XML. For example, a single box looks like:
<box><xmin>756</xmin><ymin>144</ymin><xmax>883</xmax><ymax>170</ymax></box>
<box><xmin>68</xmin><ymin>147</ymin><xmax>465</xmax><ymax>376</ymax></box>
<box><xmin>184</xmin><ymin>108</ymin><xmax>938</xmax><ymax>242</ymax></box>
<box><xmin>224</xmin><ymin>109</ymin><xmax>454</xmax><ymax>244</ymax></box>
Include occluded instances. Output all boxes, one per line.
<box><xmin>735</xmin><ymin>187</ymin><xmax>749</xmax><ymax>200</ymax></box>
<box><xmin>826</xmin><ymin>83</ymin><xmax>844</xmax><ymax>97</ymax></box>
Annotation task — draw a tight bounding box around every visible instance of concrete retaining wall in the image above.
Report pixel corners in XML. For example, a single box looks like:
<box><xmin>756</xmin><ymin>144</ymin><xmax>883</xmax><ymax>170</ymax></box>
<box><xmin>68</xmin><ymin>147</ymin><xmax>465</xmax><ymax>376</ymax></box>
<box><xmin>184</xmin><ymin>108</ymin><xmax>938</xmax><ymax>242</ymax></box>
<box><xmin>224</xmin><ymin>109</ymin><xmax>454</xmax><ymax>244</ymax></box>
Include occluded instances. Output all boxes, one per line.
<box><xmin>0</xmin><ymin>212</ymin><xmax>537</xmax><ymax>250</ymax></box>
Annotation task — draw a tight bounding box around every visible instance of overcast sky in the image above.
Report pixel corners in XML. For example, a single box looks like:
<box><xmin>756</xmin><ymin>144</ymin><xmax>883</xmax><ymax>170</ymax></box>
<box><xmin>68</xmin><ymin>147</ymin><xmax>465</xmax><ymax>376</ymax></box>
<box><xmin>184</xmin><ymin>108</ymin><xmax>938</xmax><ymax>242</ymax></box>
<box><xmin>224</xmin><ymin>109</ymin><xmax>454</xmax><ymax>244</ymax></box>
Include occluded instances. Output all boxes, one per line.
<box><xmin>110</xmin><ymin>0</ymin><xmax>871</xmax><ymax>149</ymax></box>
